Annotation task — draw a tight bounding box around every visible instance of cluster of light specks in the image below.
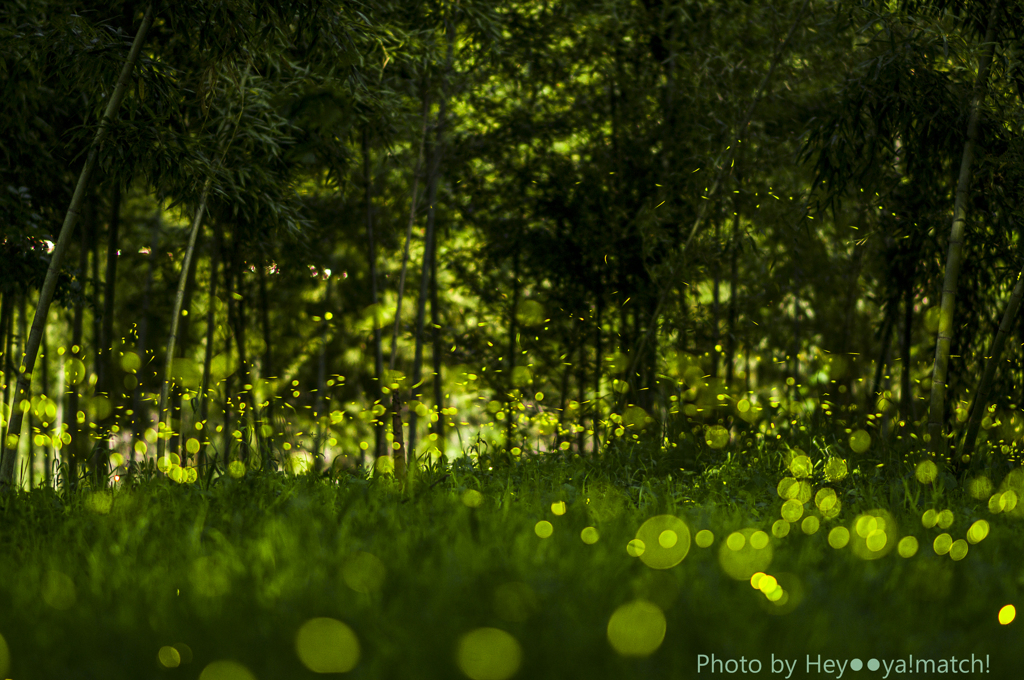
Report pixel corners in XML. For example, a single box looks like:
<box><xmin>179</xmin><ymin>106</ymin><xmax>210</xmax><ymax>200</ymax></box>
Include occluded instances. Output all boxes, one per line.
<box><xmin>848</xmin><ymin>510</ymin><xmax>897</xmax><ymax>559</ymax></box>
<box><xmin>719</xmin><ymin>528</ymin><xmax>773</xmax><ymax>580</ymax></box>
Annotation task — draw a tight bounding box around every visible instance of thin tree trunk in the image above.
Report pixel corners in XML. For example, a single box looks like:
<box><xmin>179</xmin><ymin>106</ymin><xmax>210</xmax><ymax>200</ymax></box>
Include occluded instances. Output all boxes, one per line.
<box><xmin>389</xmin><ymin>87</ymin><xmax>430</xmax><ymax>372</ymax></box>
<box><xmin>362</xmin><ymin>128</ymin><xmax>387</xmax><ymax>469</ymax></box>
<box><xmin>0</xmin><ymin>293</ymin><xmax>12</xmax><ymax>433</ymax></box>
<box><xmin>130</xmin><ymin>207</ymin><xmax>160</xmax><ymax>475</ymax></box>
<box><xmin>198</xmin><ymin>233</ymin><xmax>220</xmax><ymax>473</ymax></box>
<box><xmin>0</xmin><ymin>3</ymin><xmax>155</xmax><ymax>489</ymax></box>
<box><xmin>157</xmin><ymin>179</ymin><xmax>210</xmax><ymax>462</ymax></box>
<box><xmin>958</xmin><ymin>259</ymin><xmax>1024</xmax><ymax>465</ymax></box>
<box><xmin>726</xmin><ymin>209</ymin><xmax>740</xmax><ymax>385</ymax></box>
<box><xmin>593</xmin><ymin>284</ymin><xmax>603</xmax><ymax>455</ymax></box>
<box><xmin>869</xmin><ymin>303</ymin><xmax>896</xmax><ymax>410</ymax></box>
<box><xmin>171</xmin><ymin>235</ymin><xmax>200</xmax><ymax>462</ymax></box>
<box><xmin>41</xmin><ymin>308</ymin><xmax>51</xmax><ymax>487</ymax></box>
<box><xmin>927</xmin><ymin>2</ymin><xmax>1001</xmax><ymax>456</ymax></box>
<box><xmin>66</xmin><ymin>223</ymin><xmax>89</xmax><ymax>492</ymax></box>
<box><xmin>429</xmin><ymin>193</ymin><xmax>444</xmax><ymax>457</ymax></box>
<box><xmin>99</xmin><ymin>183</ymin><xmax>121</xmax><ymax>400</ymax></box>
<box><xmin>899</xmin><ymin>271</ymin><xmax>916</xmax><ymax>422</ymax></box>
<box><xmin>19</xmin><ymin>290</ymin><xmax>30</xmax><ymax>488</ymax></box>
<box><xmin>503</xmin><ymin>246</ymin><xmax>521</xmax><ymax>452</ymax></box>
<box><xmin>314</xmin><ymin>277</ymin><xmax>332</xmax><ymax>470</ymax></box>
<box><xmin>258</xmin><ymin>264</ymin><xmax>274</xmax><ymax>454</ymax></box>
<box><xmin>384</xmin><ymin>88</ymin><xmax>430</xmax><ymax>479</ymax></box>
<box><xmin>219</xmin><ymin>227</ymin><xmax>235</xmax><ymax>465</ymax></box>
<box><xmin>712</xmin><ymin>220</ymin><xmax>721</xmax><ymax>379</ymax></box>
<box><xmin>625</xmin><ymin>0</ymin><xmax>811</xmax><ymax>383</ymax></box>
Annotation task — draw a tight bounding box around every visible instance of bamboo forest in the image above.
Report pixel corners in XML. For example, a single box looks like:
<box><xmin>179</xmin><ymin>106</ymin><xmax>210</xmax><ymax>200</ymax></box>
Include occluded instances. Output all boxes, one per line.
<box><xmin>2</xmin><ymin>0</ymin><xmax>1024</xmax><ymax>677</ymax></box>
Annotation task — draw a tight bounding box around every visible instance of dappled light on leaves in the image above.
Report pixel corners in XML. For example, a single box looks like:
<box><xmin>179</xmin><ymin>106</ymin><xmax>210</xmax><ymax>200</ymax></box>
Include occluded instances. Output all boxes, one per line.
<box><xmin>607</xmin><ymin>600</ymin><xmax>666</xmax><ymax>657</ymax></box>
<box><xmin>456</xmin><ymin>628</ymin><xmax>522</xmax><ymax>680</ymax></box>
<box><xmin>295</xmin><ymin>618</ymin><xmax>360</xmax><ymax>673</ymax></box>
<box><xmin>636</xmin><ymin>515</ymin><xmax>691</xmax><ymax>569</ymax></box>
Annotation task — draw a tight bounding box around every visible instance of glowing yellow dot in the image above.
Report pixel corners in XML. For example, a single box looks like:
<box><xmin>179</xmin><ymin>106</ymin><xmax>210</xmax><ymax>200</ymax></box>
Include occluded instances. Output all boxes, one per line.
<box><xmin>781</xmin><ymin>499</ymin><xmax>804</xmax><ymax>522</ymax></box>
<box><xmin>772</xmin><ymin>520</ymin><xmax>790</xmax><ymax>538</ymax></box>
<box><xmin>295</xmin><ymin>618</ymin><xmax>360</xmax><ymax>673</ymax></box>
<box><xmin>726</xmin><ymin>532</ymin><xmax>745</xmax><ymax>551</ymax></box>
<box><xmin>695</xmin><ymin>530</ymin><xmax>714</xmax><ymax>547</ymax></box>
<box><xmin>626</xmin><ymin>539</ymin><xmax>645</xmax><ymax>557</ymax></box>
<box><xmin>949</xmin><ymin>539</ymin><xmax>968</xmax><ymax>561</ymax></box>
<box><xmin>198</xmin><ymin>660</ymin><xmax>256</xmax><ymax>680</ymax></box>
<box><xmin>658</xmin><ymin>530</ymin><xmax>678</xmax><ymax>548</ymax></box>
<box><xmin>158</xmin><ymin>646</ymin><xmax>181</xmax><ymax>668</ymax></box>
<box><xmin>967</xmin><ymin>520</ymin><xmax>990</xmax><ymax>544</ymax></box>
<box><xmin>933</xmin><ymin>533</ymin><xmax>953</xmax><ymax>555</ymax></box>
<box><xmin>801</xmin><ymin>516</ymin><xmax>820</xmax><ymax>535</ymax></box>
<box><xmin>998</xmin><ymin>604</ymin><xmax>1016</xmax><ymax>625</ymax></box>
<box><xmin>607</xmin><ymin>600</ymin><xmax>666</xmax><ymax>657</ymax></box>
<box><xmin>534</xmin><ymin>521</ymin><xmax>553</xmax><ymax>538</ymax></box>
<box><xmin>849</xmin><ymin>429</ymin><xmax>870</xmax><ymax>453</ymax></box>
<box><xmin>749</xmin><ymin>531</ymin><xmax>769</xmax><ymax>549</ymax></box>
<box><xmin>828</xmin><ymin>526</ymin><xmax>850</xmax><ymax>549</ymax></box>
<box><xmin>897</xmin><ymin>536</ymin><xmax>918</xmax><ymax>558</ymax></box>
<box><xmin>581</xmin><ymin>527</ymin><xmax>600</xmax><ymax>544</ymax></box>
<box><xmin>550</xmin><ymin>501</ymin><xmax>567</xmax><ymax>516</ymax></box>
<box><xmin>757</xmin><ymin>574</ymin><xmax>778</xmax><ymax>594</ymax></box>
<box><xmin>456</xmin><ymin>628</ymin><xmax>522</xmax><ymax>680</ymax></box>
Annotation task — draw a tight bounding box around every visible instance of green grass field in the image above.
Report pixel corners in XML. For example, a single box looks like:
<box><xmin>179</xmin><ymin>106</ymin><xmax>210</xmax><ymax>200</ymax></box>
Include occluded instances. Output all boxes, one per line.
<box><xmin>0</xmin><ymin>433</ymin><xmax>1020</xmax><ymax>680</ymax></box>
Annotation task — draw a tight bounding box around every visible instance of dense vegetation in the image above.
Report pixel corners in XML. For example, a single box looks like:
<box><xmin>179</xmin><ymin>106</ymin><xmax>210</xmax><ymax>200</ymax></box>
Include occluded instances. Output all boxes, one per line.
<box><xmin>2</xmin><ymin>0</ymin><xmax>1024</xmax><ymax>676</ymax></box>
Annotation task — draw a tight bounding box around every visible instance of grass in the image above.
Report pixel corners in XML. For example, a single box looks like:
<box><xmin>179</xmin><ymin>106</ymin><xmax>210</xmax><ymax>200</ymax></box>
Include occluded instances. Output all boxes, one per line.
<box><xmin>0</xmin><ymin>427</ymin><xmax>1021</xmax><ymax>680</ymax></box>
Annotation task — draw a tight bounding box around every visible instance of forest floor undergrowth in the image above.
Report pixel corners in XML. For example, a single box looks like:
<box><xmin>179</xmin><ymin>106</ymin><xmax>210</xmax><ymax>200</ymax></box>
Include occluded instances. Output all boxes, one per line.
<box><xmin>0</xmin><ymin>433</ymin><xmax>1021</xmax><ymax>679</ymax></box>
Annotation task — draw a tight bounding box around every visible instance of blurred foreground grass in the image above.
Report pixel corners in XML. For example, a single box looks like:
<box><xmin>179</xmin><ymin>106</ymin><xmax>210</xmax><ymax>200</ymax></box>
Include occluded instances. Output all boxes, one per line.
<box><xmin>0</xmin><ymin>433</ymin><xmax>1021</xmax><ymax>679</ymax></box>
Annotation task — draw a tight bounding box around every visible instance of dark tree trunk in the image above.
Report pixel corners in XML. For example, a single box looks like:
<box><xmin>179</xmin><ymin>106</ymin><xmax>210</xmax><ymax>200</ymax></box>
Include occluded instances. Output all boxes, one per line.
<box><xmin>130</xmin><ymin>208</ymin><xmax>160</xmax><ymax>474</ymax></box>
<box><xmin>199</xmin><ymin>233</ymin><xmax>220</xmax><ymax>473</ymax></box>
<box><xmin>99</xmin><ymin>184</ymin><xmax>121</xmax><ymax>399</ymax></box>
<box><xmin>362</xmin><ymin>128</ymin><xmax>386</xmax><ymax>467</ymax></box>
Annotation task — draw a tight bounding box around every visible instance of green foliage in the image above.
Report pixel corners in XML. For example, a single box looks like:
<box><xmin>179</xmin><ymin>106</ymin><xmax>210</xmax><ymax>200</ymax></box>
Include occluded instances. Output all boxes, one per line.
<box><xmin>0</xmin><ymin>425</ymin><xmax>1021</xmax><ymax>676</ymax></box>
